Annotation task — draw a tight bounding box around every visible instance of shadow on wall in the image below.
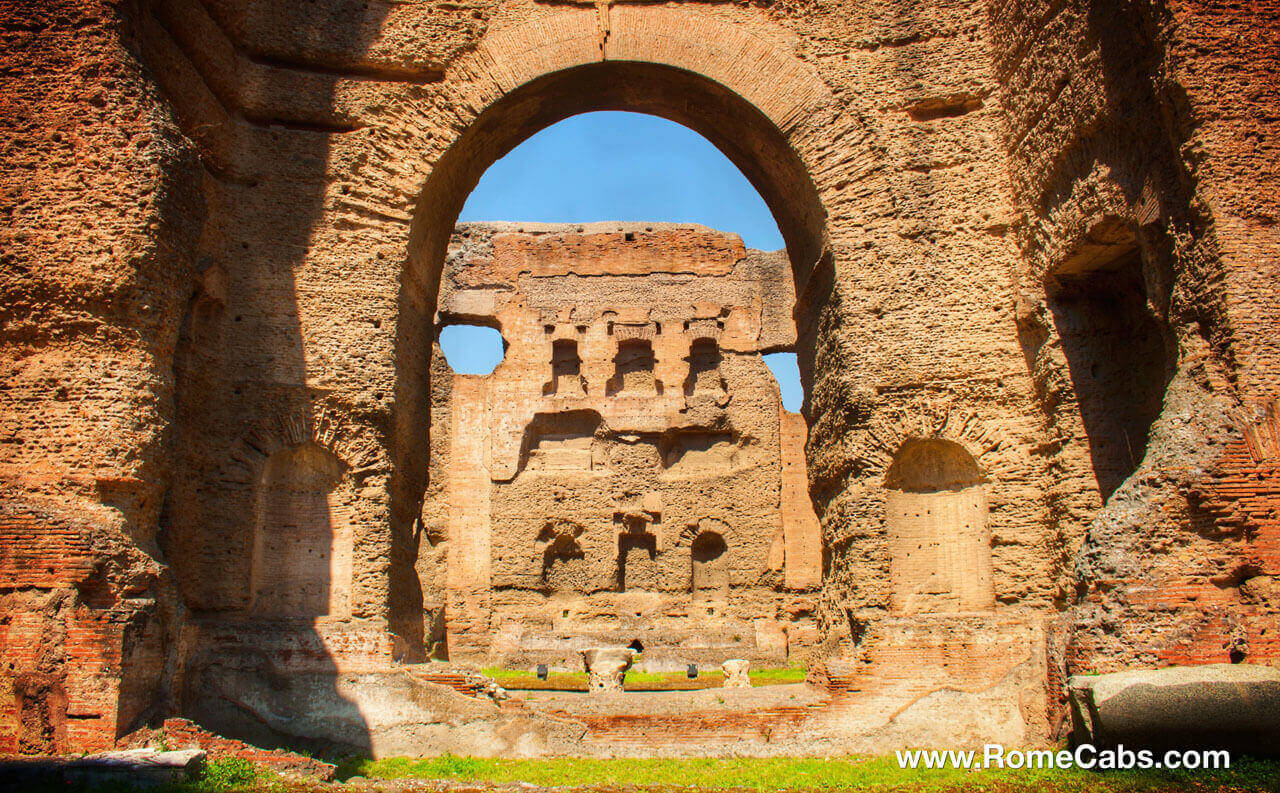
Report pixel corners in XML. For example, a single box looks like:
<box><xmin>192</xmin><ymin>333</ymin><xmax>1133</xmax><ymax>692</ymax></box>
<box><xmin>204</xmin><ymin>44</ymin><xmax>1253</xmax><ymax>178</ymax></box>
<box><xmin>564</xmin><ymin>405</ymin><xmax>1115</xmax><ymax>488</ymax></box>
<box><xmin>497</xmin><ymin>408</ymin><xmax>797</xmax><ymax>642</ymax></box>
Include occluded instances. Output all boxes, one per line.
<box><xmin>152</xmin><ymin>0</ymin><xmax>401</xmax><ymax>757</ymax></box>
<box><xmin>180</xmin><ymin>440</ymin><xmax>371</xmax><ymax>758</ymax></box>
<box><xmin>1046</xmin><ymin>224</ymin><xmax>1176</xmax><ymax>502</ymax></box>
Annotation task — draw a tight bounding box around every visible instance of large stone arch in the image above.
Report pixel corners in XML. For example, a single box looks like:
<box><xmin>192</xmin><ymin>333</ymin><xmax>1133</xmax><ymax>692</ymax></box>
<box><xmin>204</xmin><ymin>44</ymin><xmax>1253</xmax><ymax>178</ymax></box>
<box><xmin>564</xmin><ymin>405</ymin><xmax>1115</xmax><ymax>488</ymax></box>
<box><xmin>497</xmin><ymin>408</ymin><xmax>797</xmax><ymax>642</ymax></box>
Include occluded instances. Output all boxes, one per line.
<box><xmin>373</xmin><ymin>5</ymin><xmax>865</xmax><ymax>642</ymax></box>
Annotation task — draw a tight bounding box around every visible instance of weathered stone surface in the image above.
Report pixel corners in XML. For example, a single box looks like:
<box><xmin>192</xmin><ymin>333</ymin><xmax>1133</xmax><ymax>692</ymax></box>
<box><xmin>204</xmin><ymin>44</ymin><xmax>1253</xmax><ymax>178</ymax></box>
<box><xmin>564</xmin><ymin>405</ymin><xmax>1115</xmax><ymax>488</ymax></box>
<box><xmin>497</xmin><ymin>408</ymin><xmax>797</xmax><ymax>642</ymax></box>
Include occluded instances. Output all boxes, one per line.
<box><xmin>1</xmin><ymin>0</ymin><xmax>1277</xmax><ymax>760</ymax></box>
<box><xmin>721</xmin><ymin>660</ymin><xmax>751</xmax><ymax>689</ymax></box>
<box><xmin>65</xmin><ymin>749</ymin><xmax>205</xmax><ymax>787</ymax></box>
<box><xmin>582</xmin><ymin>648</ymin><xmax>635</xmax><ymax>693</ymax></box>
<box><xmin>1068</xmin><ymin>664</ymin><xmax>1280</xmax><ymax>753</ymax></box>
<box><xmin>186</xmin><ymin>664</ymin><xmax>582</xmax><ymax>758</ymax></box>
<box><xmin>428</xmin><ymin>223</ymin><xmax>821</xmax><ymax>671</ymax></box>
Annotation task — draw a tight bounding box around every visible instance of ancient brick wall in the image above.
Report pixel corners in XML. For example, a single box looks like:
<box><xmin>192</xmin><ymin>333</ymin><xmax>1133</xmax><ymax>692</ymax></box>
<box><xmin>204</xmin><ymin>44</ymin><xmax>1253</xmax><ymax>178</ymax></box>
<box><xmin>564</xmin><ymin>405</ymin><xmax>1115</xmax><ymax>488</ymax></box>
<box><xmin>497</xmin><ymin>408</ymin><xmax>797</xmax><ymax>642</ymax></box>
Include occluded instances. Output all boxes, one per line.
<box><xmin>0</xmin><ymin>0</ymin><xmax>202</xmax><ymax>752</ymax></box>
<box><xmin>427</xmin><ymin>223</ymin><xmax>822</xmax><ymax>670</ymax></box>
<box><xmin>2</xmin><ymin>0</ymin><xmax>1278</xmax><ymax>756</ymax></box>
<box><xmin>987</xmin><ymin>0</ymin><xmax>1280</xmax><ymax>683</ymax></box>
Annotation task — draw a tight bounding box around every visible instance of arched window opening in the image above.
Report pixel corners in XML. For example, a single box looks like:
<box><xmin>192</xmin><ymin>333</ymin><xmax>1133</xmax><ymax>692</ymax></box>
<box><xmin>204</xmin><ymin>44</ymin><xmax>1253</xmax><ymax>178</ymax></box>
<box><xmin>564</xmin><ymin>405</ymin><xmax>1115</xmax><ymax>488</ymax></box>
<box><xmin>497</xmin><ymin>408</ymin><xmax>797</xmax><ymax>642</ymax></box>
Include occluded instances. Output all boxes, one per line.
<box><xmin>884</xmin><ymin>438</ymin><xmax>992</xmax><ymax>614</ymax></box>
<box><xmin>439</xmin><ymin>324</ymin><xmax>506</xmax><ymax>375</ymax></box>
<box><xmin>684</xmin><ymin>338</ymin><xmax>726</xmax><ymax>399</ymax></box>
<box><xmin>251</xmin><ymin>442</ymin><xmax>352</xmax><ymax>618</ymax></box>
<box><xmin>544</xmin><ymin>338</ymin><xmax>586</xmax><ymax>396</ymax></box>
<box><xmin>691</xmin><ymin>531</ymin><xmax>729</xmax><ymax>601</ymax></box>
<box><xmin>607</xmin><ymin>338</ymin><xmax>659</xmax><ymax>396</ymax></box>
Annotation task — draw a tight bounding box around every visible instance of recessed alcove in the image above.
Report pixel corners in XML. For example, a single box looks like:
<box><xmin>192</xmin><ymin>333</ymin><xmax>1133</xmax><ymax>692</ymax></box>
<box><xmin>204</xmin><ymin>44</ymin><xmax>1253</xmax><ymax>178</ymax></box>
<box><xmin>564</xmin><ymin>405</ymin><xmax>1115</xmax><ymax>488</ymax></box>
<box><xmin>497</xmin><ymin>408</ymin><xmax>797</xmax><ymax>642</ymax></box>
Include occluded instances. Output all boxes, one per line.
<box><xmin>884</xmin><ymin>438</ymin><xmax>993</xmax><ymax>614</ymax></box>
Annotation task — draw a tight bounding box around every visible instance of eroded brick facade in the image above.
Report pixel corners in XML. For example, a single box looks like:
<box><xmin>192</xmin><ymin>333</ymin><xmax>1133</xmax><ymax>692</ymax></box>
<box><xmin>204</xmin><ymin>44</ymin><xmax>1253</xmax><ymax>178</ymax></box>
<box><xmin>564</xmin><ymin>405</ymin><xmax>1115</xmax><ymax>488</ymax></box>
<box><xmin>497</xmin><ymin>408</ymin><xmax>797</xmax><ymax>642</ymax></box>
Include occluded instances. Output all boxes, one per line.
<box><xmin>1</xmin><ymin>0</ymin><xmax>1277</xmax><ymax>757</ymax></box>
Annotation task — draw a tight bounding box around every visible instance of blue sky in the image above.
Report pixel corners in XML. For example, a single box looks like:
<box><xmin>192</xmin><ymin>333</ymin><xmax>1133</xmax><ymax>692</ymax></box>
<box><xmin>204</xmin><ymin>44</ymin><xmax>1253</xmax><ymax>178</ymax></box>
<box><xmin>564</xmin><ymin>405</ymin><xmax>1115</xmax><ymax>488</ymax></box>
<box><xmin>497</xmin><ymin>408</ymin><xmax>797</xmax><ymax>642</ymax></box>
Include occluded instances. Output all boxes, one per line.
<box><xmin>443</xmin><ymin>111</ymin><xmax>803</xmax><ymax>411</ymax></box>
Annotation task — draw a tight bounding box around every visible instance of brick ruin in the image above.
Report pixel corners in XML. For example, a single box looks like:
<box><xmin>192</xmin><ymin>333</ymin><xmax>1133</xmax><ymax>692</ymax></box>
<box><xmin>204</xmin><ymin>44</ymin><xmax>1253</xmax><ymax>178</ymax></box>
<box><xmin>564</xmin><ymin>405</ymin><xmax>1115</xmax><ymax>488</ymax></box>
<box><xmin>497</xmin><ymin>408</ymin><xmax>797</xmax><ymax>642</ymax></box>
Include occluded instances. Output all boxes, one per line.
<box><xmin>423</xmin><ymin>223</ymin><xmax>822</xmax><ymax>669</ymax></box>
<box><xmin>2</xmin><ymin>0</ymin><xmax>1279</xmax><ymax>759</ymax></box>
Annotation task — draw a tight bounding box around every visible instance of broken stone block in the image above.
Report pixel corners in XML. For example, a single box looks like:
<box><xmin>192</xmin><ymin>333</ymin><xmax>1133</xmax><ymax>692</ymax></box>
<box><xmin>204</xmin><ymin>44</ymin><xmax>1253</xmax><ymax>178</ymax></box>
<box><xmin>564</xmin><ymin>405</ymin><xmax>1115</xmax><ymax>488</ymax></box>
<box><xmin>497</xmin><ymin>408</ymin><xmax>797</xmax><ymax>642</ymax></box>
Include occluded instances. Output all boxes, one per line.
<box><xmin>65</xmin><ymin>749</ymin><xmax>206</xmax><ymax>788</ymax></box>
<box><xmin>581</xmin><ymin>647</ymin><xmax>634</xmax><ymax>692</ymax></box>
<box><xmin>722</xmin><ymin>659</ymin><xmax>751</xmax><ymax>688</ymax></box>
<box><xmin>1068</xmin><ymin>663</ymin><xmax>1280</xmax><ymax>753</ymax></box>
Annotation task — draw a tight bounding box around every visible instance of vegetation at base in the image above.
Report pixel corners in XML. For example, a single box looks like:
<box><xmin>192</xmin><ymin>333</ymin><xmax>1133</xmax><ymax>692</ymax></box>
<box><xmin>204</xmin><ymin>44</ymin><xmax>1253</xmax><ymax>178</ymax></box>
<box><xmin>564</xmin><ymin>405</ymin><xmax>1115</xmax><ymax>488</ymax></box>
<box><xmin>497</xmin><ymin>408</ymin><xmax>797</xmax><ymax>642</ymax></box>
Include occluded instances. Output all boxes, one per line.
<box><xmin>194</xmin><ymin>757</ymin><xmax>262</xmax><ymax>789</ymax></box>
<box><xmin>746</xmin><ymin>664</ymin><xmax>808</xmax><ymax>682</ymax></box>
<box><xmin>480</xmin><ymin>665</ymin><xmax>805</xmax><ymax>690</ymax></box>
<box><xmin>28</xmin><ymin>754</ymin><xmax>1280</xmax><ymax>793</ymax></box>
<box><xmin>343</xmin><ymin>754</ymin><xmax>1280</xmax><ymax>793</ymax></box>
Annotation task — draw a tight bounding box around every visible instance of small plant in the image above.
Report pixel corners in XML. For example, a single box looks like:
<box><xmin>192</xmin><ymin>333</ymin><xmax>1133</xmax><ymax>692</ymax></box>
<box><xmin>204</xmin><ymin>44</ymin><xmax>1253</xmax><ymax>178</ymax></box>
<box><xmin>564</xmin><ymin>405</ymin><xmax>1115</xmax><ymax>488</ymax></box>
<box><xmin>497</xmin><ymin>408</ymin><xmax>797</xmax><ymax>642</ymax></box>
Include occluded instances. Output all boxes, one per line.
<box><xmin>197</xmin><ymin>756</ymin><xmax>259</xmax><ymax>788</ymax></box>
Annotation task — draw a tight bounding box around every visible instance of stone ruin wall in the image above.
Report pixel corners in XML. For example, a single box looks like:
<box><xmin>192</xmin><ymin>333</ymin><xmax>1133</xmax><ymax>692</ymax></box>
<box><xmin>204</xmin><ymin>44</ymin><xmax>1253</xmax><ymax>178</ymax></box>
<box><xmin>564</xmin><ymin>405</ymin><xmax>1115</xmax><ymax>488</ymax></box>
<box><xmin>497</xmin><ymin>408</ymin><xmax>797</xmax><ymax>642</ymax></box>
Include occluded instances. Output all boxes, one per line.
<box><xmin>0</xmin><ymin>0</ymin><xmax>1277</xmax><ymax>756</ymax></box>
<box><xmin>420</xmin><ymin>223</ymin><xmax>823</xmax><ymax>670</ymax></box>
<box><xmin>989</xmin><ymin>0</ymin><xmax>1280</xmax><ymax>680</ymax></box>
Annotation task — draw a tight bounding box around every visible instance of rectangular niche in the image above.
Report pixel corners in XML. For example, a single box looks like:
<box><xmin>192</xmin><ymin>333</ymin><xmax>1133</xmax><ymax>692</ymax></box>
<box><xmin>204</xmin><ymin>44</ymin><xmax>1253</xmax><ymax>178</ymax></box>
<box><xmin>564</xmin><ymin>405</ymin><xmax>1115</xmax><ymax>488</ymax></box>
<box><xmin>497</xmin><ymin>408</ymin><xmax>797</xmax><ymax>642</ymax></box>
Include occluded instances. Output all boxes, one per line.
<box><xmin>544</xmin><ymin>338</ymin><xmax>586</xmax><ymax>397</ymax></box>
<box><xmin>617</xmin><ymin>531</ymin><xmax>660</xmax><ymax>592</ymax></box>
<box><xmin>521</xmin><ymin>410</ymin><xmax>604</xmax><ymax>473</ymax></box>
<box><xmin>607</xmin><ymin>338</ymin><xmax>661</xmax><ymax>396</ymax></box>
<box><xmin>660</xmin><ymin>430</ymin><xmax>739</xmax><ymax>474</ymax></box>
<box><xmin>1047</xmin><ymin>235</ymin><xmax>1175</xmax><ymax>502</ymax></box>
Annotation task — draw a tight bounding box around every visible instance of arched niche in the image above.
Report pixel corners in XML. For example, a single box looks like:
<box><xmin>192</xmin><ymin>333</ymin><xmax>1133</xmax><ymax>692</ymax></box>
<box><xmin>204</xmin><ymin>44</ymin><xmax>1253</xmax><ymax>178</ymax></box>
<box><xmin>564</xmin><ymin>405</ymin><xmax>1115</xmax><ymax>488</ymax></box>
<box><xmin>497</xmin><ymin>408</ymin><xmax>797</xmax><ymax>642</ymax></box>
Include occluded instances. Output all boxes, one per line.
<box><xmin>537</xmin><ymin>521</ymin><xmax>587</xmax><ymax>593</ymax></box>
<box><xmin>690</xmin><ymin>530</ymin><xmax>729</xmax><ymax>601</ymax></box>
<box><xmin>249</xmin><ymin>442</ymin><xmax>353</xmax><ymax>618</ymax></box>
<box><xmin>684</xmin><ymin>338</ymin><xmax>726</xmax><ymax>398</ymax></box>
<box><xmin>883</xmin><ymin>438</ymin><xmax>993</xmax><ymax>614</ymax></box>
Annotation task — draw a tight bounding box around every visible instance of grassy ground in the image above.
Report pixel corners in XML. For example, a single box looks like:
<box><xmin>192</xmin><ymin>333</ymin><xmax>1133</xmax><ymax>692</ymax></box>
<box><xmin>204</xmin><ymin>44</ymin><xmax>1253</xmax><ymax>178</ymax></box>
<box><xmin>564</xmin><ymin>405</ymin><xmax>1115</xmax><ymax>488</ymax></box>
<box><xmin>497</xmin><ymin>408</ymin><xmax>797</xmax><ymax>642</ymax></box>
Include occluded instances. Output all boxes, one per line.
<box><xmin>340</xmin><ymin>755</ymin><xmax>1280</xmax><ymax>792</ymax></box>
<box><xmin>480</xmin><ymin>665</ymin><xmax>807</xmax><ymax>691</ymax></box>
<box><xmin>29</xmin><ymin>754</ymin><xmax>1280</xmax><ymax>793</ymax></box>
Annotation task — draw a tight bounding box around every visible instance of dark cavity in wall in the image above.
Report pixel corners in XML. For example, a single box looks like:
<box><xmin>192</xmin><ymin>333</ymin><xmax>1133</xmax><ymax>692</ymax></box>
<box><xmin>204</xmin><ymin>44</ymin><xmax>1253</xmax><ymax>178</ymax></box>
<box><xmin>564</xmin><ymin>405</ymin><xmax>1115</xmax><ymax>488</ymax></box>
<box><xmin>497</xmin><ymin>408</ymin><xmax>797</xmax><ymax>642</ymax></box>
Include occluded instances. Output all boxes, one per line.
<box><xmin>1047</xmin><ymin>237</ymin><xmax>1176</xmax><ymax>502</ymax></box>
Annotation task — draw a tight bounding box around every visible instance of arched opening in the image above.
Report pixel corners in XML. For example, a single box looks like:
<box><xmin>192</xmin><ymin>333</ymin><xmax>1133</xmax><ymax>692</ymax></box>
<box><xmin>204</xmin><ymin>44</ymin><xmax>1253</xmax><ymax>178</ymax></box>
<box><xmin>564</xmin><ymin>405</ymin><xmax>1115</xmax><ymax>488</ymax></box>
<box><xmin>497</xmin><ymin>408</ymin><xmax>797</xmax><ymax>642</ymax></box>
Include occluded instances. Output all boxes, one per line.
<box><xmin>460</xmin><ymin>112</ymin><xmax>783</xmax><ymax>249</ymax></box>
<box><xmin>250</xmin><ymin>442</ymin><xmax>352</xmax><ymax>618</ymax></box>
<box><xmin>883</xmin><ymin>438</ymin><xmax>993</xmax><ymax>614</ymax></box>
<box><xmin>398</xmin><ymin>57</ymin><xmax>830</xmax><ymax>663</ymax></box>
<box><xmin>691</xmin><ymin>531</ymin><xmax>729</xmax><ymax>601</ymax></box>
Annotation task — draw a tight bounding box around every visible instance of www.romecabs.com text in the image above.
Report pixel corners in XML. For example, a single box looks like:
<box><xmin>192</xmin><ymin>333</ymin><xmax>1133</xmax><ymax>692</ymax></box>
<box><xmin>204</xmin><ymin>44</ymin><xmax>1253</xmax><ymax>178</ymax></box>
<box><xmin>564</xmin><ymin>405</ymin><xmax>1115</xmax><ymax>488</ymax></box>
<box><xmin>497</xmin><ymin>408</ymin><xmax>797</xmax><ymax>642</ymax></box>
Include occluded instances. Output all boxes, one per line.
<box><xmin>896</xmin><ymin>744</ymin><xmax>1231</xmax><ymax>771</ymax></box>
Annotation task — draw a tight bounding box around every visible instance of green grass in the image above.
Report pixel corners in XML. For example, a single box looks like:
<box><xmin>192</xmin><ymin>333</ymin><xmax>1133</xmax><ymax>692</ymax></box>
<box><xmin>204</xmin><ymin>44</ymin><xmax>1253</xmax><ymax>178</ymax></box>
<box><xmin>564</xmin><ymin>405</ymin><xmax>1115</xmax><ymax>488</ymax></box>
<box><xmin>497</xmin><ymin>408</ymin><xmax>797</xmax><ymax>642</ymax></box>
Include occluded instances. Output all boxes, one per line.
<box><xmin>39</xmin><ymin>754</ymin><xmax>1278</xmax><ymax>793</ymax></box>
<box><xmin>479</xmin><ymin>666</ymin><xmax>803</xmax><ymax>689</ymax></box>
<box><xmin>342</xmin><ymin>754</ymin><xmax>1280</xmax><ymax>792</ymax></box>
<box><xmin>749</xmin><ymin>664</ymin><xmax>808</xmax><ymax>682</ymax></box>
